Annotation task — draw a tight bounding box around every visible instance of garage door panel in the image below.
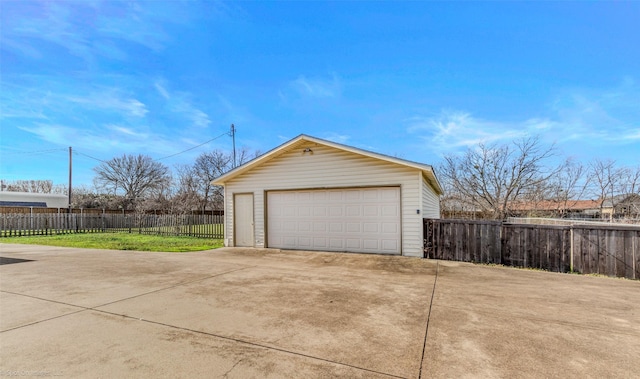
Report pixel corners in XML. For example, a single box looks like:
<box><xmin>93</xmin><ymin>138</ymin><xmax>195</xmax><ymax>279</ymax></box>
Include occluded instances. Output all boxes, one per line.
<box><xmin>329</xmin><ymin>207</ymin><xmax>342</xmax><ymax>216</ymax></box>
<box><xmin>382</xmin><ymin>240</ymin><xmax>399</xmax><ymax>250</ymax></box>
<box><xmin>283</xmin><ymin>192</ymin><xmax>297</xmax><ymax>202</ymax></box>
<box><xmin>346</xmin><ymin>239</ymin><xmax>361</xmax><ymax>249</ymax></box>
<box><xmin>382</xmin><ymin>205</ymin><xmax>398</xmax><ymax>216</ymax></box>
<box><xmin>345</xmin><ymin>191</ymin><xmax>361</xmax><ymax>200</ymax></box>
<box><xmin>363</xmin><ymin>223</ymin><xmax>379</xmax><ymax>233</ymax></box>
<box><xmin>313</xmin><ymin>191</ymin><xmax>327</xmax><ymax>201</ymax></box>
<box><xmin>329</xmin><ymin>223</ymin><xmax>343</xmax><ymax>232</ymax></box>
<box><xmin>382</xmin><ymin>222</ymin><xmax>398</xmax><ymax>233</ymax></box>
<box><xmin>295</xmin><ymin>192</ymin><xmax>310</xmax><ymax>201</ymax></box>
<box><xmin>329</xmin><ymin>239</ymin><xmax>344</xmax><ymax>249</ymax></box>
<box><xmin>363</xmin><ymin>206</ymin><xmax>378</xmax><ymax>216</ymax></box>
<box><xmin>380</xmin><ymin>188</ymin><xmax>399</xmax><ymax>200</ymax></box>
<box><xmin>313</xmin><ymin>222</ymin><xmax>326</xmax><ymax>232</ymax></box>
<box><xmin>313</xmin><ymin>207</ymin><xmax>326</xmax><ymax>216</ymax></box>
<box><xmin>283</xmin><ymin>221</ymin><xmax>296</xmax><ymax>232</ymax></box>
<box><xmin>298</xmin><ymin>207</ymin><xmax>311</xmax><ymax>217</ymax></box>
<box><xmin>313</xmin><ymin>237</ymin><xmax>328</xmax><ymax>248</ymax></box>
<box><xmin>363</xmin><ymin>239</ymin><xmax>379</xmax><ymax>250</ymax></box>
<box><xmin>363</xmin><ymin>191</ymin><xmax>379</xmax><ymax>200</ymax></box>
<box><xmin>267</xmin><ymin>187</ymin><xmax>401</xmax><ymax>255</ymax></box>
<box><xmin>299</xmin><ymin>221</ymin><xmax>311</xmax><ymax>232</ymax></box>
<box><xmin>346</xmin><ymin>223</ymin><xmax>361</xmax><ymax>232</ymax></box>
<box><xmin>329</xmin><ymin>191</ymin><xmax>343</xmax><ymax>201</ymax></box>
<box><xmin>345</xmin><ymin>206</ymin><xmax>361</xmax><ymax>217</ymax></box>
<box><xmin>298</xmin><ymin>237</ymin><xmax>311</xmax><ymax>248</ymax></box>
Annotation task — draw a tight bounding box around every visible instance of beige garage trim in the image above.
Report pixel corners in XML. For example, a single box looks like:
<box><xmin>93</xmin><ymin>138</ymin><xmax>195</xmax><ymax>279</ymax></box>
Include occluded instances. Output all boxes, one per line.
<box><xmin>267</xmin><ymin>187</ymin><xmax>401</xmax><ymax>254</ymax></box>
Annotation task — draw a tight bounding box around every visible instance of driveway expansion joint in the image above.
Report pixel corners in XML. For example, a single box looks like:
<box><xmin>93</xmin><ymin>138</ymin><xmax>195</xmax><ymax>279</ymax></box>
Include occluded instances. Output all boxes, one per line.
<box><xmin>92</xmin><ymin>308</ymin><xmax>408</xmax><ymax>379</ymax></box>
<box><xmin>418</xmin><ymin>261</ymin><xmax>439</xmax><ymax>379</ymax></box>
<box><xmin>91</xmin><ymin>266</ymin><xmax>254</xmax><ymax>310</ymax></box>
<box><xmin>0</xmin><ymin>267</ymin><xmax>253</xmax><ymax>333</ymax></box>
<box><xmin>438</xmin><ymin>304</ymin><xmax>640</xmax><ymax>338</ymax></box>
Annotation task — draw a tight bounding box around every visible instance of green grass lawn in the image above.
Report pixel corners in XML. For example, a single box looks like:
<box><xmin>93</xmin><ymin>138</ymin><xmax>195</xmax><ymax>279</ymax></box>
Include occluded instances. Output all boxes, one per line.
<box><xmin>0</xmin><ymin>233</ymin><xmax>223</xmax><ymax>252</ymax></box>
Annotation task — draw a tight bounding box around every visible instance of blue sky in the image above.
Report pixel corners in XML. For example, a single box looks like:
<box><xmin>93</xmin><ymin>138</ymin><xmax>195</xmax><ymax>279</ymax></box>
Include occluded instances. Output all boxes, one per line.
<box><xmin>1</xmin><ymin>1</ymin><xmax>639</xmax><ymax>188</ymax></box>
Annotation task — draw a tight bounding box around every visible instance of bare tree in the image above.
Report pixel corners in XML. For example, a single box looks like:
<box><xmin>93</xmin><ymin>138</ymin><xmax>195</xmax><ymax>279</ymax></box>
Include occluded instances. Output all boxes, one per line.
<box><xmin>173</xmin><ymin>164</ymin><xmax>203</xmax><ymax>213</ymax></box>
<box><xmin>589</xmin><ymin>162</ymin><xmax>640</xmax><ymax>219</ymax></box>
<box><xmin>1</xmin><ymin>179</ymin><xmax>54</xmax><ymax>193</ymax></box>
<box><xmin>620</xmin><ymin>165</ymin><xmax>640</xmax><ymax>217</ymax></box>
<box><xmin>619</xmin><ymin>165</ymin><xmax>640</xmax><ymax>196</ymax></box>
<box><xmin>587</xmin><ymin>159</ymin><xmax>627</xmax><ymax>220</ymax></box>
<box><xmin>546</xmin><ymin>159</ymin><xmax>589</xmax><ymax>217</ymax></box>
<box><xmin>193</xmin><ymin>150</ymin><xmax>231</xmax><ymax>211</ymax></box>
<box><xmin>235</xmin><ymin>146</ymin><xmax>261</xmax><ymax>167</ymax></box>
<box><xmin>93</xmin><ymin>154</ymin><xmax>170</xmax><ymax>210</ymax></box>
<box><xmin>71</xmin><ymin>185</ymin><xmax>122</xmax><ymax>209</ymax></box>
<box><xmin>182</xmin><ymin>148</ymin><xmax>261</xmax><ymax>212</ymax></box>
<box><xmin>439</xmin><ymin>137</ymin><xmax>559</xmax><ymax>220</ymax></box>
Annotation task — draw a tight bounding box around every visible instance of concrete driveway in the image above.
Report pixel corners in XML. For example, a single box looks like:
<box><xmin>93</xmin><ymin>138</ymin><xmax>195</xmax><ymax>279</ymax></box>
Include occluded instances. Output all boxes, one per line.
<box><xmin>0</xmin><ymin>244</ymin><xmax>638</xmax><ymax>378</ymax></box>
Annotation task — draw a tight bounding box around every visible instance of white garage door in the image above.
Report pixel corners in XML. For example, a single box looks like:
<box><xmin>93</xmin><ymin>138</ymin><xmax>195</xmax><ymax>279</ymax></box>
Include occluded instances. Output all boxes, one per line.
<box><xmin>267</xmin><ymin>187</ymin><xmax>401</xmax><ymax>254</ymax></box>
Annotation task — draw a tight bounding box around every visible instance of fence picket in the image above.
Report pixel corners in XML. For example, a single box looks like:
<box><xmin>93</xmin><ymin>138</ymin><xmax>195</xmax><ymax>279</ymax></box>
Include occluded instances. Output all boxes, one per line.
<box><xmin>424</xmin><ymin>218</ymin><xmax>639</xmax><ymax>280</ymax></box>
<box><xmin>1</xmin><ymin>213</ymin><xmax>224</xmax><ymax>239</ymax></box>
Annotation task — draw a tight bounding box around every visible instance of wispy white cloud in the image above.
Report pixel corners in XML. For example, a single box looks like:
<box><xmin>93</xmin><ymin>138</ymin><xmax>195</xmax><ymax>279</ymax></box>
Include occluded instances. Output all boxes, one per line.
<box><xmin>18</xmin><ymin>123</ymin><xmax>125</xmax><ymax>151</ymax></box>
<box><xmin>0</xmin><ymin>1</ymin><xmax>201</xmax><ymax>63</ymax></box>
<box><xmin>217</xmin><ymin>94</ymin><xmax>254</xmax><ymax>125</ymax></box>
<box><xmin>406</xmin><ymin>110</ymin><xmax>535</xmax><ymax>151</ymax></box>
<box><xmin>408</xmin><ymin>80</ymin><xmax>640</xmax><ymax>154</ymax></box>
<box><xmin>548</xmin><ymin>81</ymin><xmax>640</xmax><ymax>143</ymax></box>
<box><xmin>623</xmin><ymin>129</ymin><xmax>640</xmax><ymax>140</ymax></box>
<box><xmin>97</xmin><ymin>2</ymin><xmax>170</xmax><ymax>52</ymax></box>
<box><xmin>1</xmin><ymin>80</ymin><xmax>148</xmax><ymax>121</ymax></box>
<box><xmin>106</xmin><ymin>124</ymin><xmax>148</xmax><ymax>138</ymax></box>
<box><xmin>3</xmin><ymin>2</ymin><xmax>99</xmax><ymax>61</ymax></box>
<box><xmin>154</xmin><ymin>81</ymin><xmax>171</xmax><ymax>100</ymax></box>
<box><xmin>323</xmin><ymin>133</ymin><xmax>350</xmax><ymax>144</ymax></box>
<box><xmin>288</xmin><ymin>73</ymin><xmax>342</xmax><ymax>99</ymax></box>
<box><xmin>1</xmin><ymin>38</ymin><xmax>43</xmax><ymax>59</ymax></box>
<box><xmin>19</xmin><ymin>122</ymin><xmax>177</xmax><ymax>156</ymax></box>
<box><xmin>67</xmin><ymin>91</ymin><xmax>148</xmax><ymax>118</ymax></box>
<box><xmin>154</xmin><ymin>79</ymin><xmax>211</xmax><ymax>128</ymax></box>
<box><xmin>174</xmin><ymin>103</ymin><xmax>211</xmax><ymax>128</ymax></box>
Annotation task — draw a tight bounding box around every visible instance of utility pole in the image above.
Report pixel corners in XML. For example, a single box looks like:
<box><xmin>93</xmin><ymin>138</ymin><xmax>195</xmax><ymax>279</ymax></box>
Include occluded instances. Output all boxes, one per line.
<box><xmin>230</xmin><ymin>124</ymin><xmax>236</xmax><ymax>168</ymax></box>
<box><xmin>68</xmin><ymin>146</ymin><xmax>72</xmax><ymax>211</ymax></box>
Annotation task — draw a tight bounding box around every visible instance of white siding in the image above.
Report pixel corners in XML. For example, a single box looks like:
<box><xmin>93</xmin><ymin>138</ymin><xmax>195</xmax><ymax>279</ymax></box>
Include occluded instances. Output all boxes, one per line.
<box><xmin>224</xmin><ymin>143</ymin><xmax>426</xmax><ymax>257</ymax></box>
<box><xmin>421</xmin><ymin>175</ymin><xmax>441</xmax><ymax>218</ymax></box>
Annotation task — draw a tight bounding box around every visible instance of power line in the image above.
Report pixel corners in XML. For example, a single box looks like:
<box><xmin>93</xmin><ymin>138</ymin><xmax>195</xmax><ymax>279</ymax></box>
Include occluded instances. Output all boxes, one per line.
<box><xmin>4</xmin><ymin>129</ymin><xmax>235</xmax><ymax>172</ymax></box>
<box><xmin>1</xmin><ymin>148</ymin><xmax>67</xmax><ymax>156</ymax></box>
<box><xmin>74</xmin><ymin>151</ymin><xmax>106</xmax><ymax>163</ymax></box>
<box><xmin>73</xmin><ymin>130</ymin><xmax>233</xmax><ymax>164</ymax></box>
<box><xmin>156</xmin><ymin>131</ymin><xmax>230</xmax><ymax>160</ymax></box>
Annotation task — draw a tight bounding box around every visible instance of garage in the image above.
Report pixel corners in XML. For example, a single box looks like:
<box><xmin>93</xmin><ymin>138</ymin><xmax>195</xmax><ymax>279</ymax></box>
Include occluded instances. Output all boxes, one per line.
<box><xmin>212</xmin><ymin>134</ymin><xmax>442</xmax><ymax>257</ymax></box>
<box><xmin>267</xmin><ymin>187</ymin><xmax>401</xmax><ymax>254</ymax></box>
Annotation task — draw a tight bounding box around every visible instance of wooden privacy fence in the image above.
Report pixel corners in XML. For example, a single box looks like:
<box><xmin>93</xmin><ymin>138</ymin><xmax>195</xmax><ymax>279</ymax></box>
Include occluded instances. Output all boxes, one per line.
<box><xmin>0</xmin><ymin>213</ymin><xmax>224</xmax><ymax>239</ymax></box>
<box><xmin>424</xmin><ymin>218</ymin><xmax>640</xmax><ymax>280</ymax></box>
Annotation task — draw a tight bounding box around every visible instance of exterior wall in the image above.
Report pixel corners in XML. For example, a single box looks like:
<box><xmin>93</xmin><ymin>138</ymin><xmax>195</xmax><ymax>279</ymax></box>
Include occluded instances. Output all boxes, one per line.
<box><xmin>418</xmin><ymin>173</ymin><xmax>442</xmax><ymax>259</ymax></box>
<box><xmin>421</xmin><ymin>174</ymin><xmax>441</xmax><ymax>218</ymax></box>
<box><xmin>223</xmin><ymin>143</ymin><xmax>427</xmax><ymax>257</ymax></box>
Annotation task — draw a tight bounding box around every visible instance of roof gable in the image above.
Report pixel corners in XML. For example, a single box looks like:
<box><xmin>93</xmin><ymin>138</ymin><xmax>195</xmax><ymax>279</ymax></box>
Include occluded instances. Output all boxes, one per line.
<box><xmin>212</xmin><ymin>134</ymin><xmax>443</xmax><ymax>194</ymax></box>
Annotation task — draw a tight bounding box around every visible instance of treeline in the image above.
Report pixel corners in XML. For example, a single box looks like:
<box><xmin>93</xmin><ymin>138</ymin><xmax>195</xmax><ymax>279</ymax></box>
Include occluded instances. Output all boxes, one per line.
<box><xmin>438</xmin><ymin>137</ymin><xmax>640</xmax><ymax>220</ymax></box>
<box><xmin>0</xmin><ymin>179</ymin><xmax>65</xmax><ymax>194</ymax></box>
<box><xmin>2</xmin><ymin>148</ymin><xmax>259</xmax><ymax>214</ymax></box>
<box><xmin>3</xmin><ymin>137</ymin><xmax>638</xmax><ymax>221</ymax></box>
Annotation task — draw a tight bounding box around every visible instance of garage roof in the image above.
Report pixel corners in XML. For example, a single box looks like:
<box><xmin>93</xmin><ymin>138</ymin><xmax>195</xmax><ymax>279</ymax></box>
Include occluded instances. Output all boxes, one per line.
<box><xmin>212</xmin><ymin>134</ymin><xmax>443</xmax><ymax>195</ymax></box>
